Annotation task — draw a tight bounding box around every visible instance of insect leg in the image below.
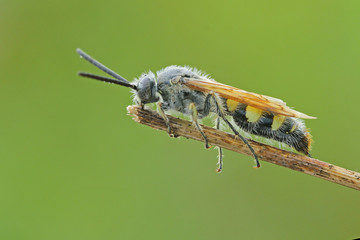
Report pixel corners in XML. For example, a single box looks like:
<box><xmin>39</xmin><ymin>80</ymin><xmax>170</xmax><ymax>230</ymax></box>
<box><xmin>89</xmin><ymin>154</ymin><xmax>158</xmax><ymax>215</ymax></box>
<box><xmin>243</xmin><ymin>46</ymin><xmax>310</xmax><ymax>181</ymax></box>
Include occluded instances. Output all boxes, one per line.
<box><xmin>216</xmin><ymin>117</ymin><xmax>224</xmax><ymax>173</ymax></box>
<box><xmin>211</xmin><ymin>94</ymin><xmax>260</xmax><ymax>168</ymax></box>
<box><xmin>157</xmin><ymin>102</ymin><xmax>174</xmax><ymax>137</ymax></box>
<box><xmin>189</xmin><ymin>103</ymin><xmax>210</xmax><ymax>149</ymax></box>
<box><xmin>202</xmin><ymin>93</ymin><xmax>212</xmax><ymax>116</ymax></box>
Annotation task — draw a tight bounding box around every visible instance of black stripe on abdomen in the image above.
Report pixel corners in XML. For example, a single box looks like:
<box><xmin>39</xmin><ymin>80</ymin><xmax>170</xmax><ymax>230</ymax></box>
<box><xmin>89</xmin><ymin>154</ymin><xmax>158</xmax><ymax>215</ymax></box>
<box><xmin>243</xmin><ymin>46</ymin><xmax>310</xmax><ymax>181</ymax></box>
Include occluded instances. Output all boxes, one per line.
<box><xmin>230</xmin><ymin>105</ymin><xmax>311</xmax><ymax>155</ymax></box>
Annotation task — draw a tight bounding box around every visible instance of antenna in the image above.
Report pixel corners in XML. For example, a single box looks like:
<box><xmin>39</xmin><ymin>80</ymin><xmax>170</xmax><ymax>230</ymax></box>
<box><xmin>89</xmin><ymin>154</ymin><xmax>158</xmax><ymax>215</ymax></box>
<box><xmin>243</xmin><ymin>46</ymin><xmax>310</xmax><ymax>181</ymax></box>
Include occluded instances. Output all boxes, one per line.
<box><xmin>76</xmin><ymin>48</ymin><xmax>136</xmax><ymax>90</ymax></box>
<box><xmin>78</xmin><ymin>72</ymin><xmax>137</xmax><ymax>90</ymax></box>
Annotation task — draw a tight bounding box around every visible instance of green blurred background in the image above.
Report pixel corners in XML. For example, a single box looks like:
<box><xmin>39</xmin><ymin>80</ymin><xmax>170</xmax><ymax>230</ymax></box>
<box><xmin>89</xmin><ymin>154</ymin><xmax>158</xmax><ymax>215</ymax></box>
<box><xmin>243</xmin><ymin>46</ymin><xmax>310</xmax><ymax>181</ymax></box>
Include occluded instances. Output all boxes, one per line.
<box><xmin>1</xmin><ymin>0</ymin><xmax>359</xmax><ymax>239</ymax></box>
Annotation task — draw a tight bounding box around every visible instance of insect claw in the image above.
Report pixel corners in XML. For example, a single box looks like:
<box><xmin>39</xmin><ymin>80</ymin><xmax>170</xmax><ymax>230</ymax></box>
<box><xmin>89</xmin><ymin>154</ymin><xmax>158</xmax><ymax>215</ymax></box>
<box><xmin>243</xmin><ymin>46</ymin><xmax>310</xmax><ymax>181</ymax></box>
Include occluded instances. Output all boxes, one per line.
<box><xmin>167</xmin><ymin>126</ymin><xmax>173</xmax><ymax>136</ymax></box>
<box><xmin>253</xmin><ymin>159</ymin><xmax>261</xmax><ymax>169</ymax></box>
<box><xmin>204</xmin><ymin>141</ymin><xmax>212</xmax><ymax>149</ymax></box>
<box><xmin>167</xmin><ymin>127</ymin><xmax>179</xmax><ymax>138</ymax></box>
<box><xmin>168</xmin><ymin>130</ymin><xmax>176</xmax><ymax>138</ymax></box>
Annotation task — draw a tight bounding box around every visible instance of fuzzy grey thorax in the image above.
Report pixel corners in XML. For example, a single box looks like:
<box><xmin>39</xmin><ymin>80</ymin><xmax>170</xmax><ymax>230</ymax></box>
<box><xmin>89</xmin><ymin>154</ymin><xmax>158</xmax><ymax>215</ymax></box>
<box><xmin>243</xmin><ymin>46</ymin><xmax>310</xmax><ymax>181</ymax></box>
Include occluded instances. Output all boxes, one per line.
<box><xmin>155</xmin><ymin>66</ymin><xmax>211</xmax><ymax>118</ymax></box>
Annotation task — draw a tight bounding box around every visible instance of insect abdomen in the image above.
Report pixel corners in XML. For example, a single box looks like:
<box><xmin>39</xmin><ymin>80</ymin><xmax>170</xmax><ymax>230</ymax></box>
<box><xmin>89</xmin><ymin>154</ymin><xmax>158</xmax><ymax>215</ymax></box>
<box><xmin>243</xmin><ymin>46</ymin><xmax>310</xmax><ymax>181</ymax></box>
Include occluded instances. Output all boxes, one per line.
<box><xmin>227</xmin><ymin>103</ymin><xmax>312</xmax><ymax>155</ymax></box>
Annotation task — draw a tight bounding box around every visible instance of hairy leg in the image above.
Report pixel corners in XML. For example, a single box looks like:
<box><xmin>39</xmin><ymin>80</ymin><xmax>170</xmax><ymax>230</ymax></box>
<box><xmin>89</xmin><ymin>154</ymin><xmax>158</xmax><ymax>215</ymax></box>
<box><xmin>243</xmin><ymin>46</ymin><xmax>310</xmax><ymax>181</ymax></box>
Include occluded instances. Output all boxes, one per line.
<box><xmin>211</xmin><ymin>94</ymin><xmax>260</xmax><ymax>168</ymax></box>
<box><xmin>216</xmin><ymin>117</ymin><xmax>224</xmax><ymax>172</ymax></box>
<box><xmin>157</xmin><ymin>102</ymin><xmax>173</xmax><ymax>137</ymax></box>
<box><xmin>189</xmin><ymin>102</ymin><xmax>210</xmax><ymax>149</ymax></box>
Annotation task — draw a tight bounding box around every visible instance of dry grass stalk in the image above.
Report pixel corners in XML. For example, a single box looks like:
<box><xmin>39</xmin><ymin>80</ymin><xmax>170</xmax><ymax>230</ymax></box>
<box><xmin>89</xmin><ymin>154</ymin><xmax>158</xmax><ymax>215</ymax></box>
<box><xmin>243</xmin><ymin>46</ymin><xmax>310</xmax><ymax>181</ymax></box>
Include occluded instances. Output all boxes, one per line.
<box><xmin>127</xmin><ymin>105</ymin><xmax>360</xmax><ymax>191</ymax></box>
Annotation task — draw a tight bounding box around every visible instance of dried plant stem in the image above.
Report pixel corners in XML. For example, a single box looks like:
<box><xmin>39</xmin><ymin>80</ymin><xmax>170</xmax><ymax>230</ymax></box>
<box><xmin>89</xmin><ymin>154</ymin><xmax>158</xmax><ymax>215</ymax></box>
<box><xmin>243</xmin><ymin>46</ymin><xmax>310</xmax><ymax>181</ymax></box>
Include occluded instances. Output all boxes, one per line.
<box><xmin>127</xmin><ymin>105</ymin><xmax>360</xmax><ymax>191</ymax></box>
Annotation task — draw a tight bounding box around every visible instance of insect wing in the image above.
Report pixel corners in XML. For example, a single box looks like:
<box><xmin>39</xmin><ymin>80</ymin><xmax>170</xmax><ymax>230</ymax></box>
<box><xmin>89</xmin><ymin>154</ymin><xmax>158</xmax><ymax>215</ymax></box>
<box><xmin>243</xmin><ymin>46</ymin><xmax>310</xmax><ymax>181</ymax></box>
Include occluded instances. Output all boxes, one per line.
<box><xmin>183</xmin><ymin>78</ymin><xmax>316</xmax><ymax>119</ymax></box>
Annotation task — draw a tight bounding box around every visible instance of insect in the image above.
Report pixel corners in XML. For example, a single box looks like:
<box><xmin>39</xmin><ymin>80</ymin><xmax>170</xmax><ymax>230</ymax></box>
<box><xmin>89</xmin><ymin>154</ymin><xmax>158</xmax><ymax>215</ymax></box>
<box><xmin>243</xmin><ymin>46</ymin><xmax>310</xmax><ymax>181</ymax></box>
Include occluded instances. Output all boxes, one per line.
<box><xmin>76</xmin><ymin>48</ymin><xmax>316</xmax><ymax>172</ymax></box>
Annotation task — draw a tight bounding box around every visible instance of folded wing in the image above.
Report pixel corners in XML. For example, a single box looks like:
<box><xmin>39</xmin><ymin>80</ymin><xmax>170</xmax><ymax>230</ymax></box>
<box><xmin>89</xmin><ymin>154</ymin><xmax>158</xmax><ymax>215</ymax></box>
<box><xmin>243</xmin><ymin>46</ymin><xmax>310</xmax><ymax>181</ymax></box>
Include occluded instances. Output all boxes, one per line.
<box><xmin>183</xmin><ymin>78</ymin><xmax>316</xmax><ymax>119</ymax></box>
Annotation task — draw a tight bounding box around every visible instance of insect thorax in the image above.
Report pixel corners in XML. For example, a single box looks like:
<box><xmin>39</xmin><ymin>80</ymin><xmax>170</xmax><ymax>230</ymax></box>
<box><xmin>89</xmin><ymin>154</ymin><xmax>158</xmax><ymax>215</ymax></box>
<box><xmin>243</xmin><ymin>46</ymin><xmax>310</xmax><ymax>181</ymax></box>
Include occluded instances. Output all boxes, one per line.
<box><xmin>156</xmin><ymin>66</ymin><xmax>212</xmax><ymax>118</ymax></box>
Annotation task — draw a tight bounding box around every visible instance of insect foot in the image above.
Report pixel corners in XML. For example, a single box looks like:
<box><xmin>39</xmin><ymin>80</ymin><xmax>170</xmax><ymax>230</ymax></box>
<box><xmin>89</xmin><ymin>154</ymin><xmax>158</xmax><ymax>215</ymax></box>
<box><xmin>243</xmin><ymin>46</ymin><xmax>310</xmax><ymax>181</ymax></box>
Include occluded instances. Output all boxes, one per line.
<box><xmin>167</xmin><ymin>127</ymin><xmax>176</xmax><ymax>138</ymax></box>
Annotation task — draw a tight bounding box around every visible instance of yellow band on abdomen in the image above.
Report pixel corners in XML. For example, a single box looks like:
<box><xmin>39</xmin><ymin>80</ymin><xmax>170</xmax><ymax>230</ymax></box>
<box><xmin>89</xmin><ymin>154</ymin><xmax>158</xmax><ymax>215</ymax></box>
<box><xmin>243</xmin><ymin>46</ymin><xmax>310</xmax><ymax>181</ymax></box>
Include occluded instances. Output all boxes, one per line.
<box><xmin>226</xmin><ymin>99</ymin><xmax>240</xmax><ymax>112</ymax></box>
<box><xmin>272</xmin><ymin>115</ymin><xmax>286</xmax><ymax>130</ymax></box>
<box><xmin>245</xmin><ymin>106</ymin><xmax>263</xmax><ymax>123</ymax></box>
